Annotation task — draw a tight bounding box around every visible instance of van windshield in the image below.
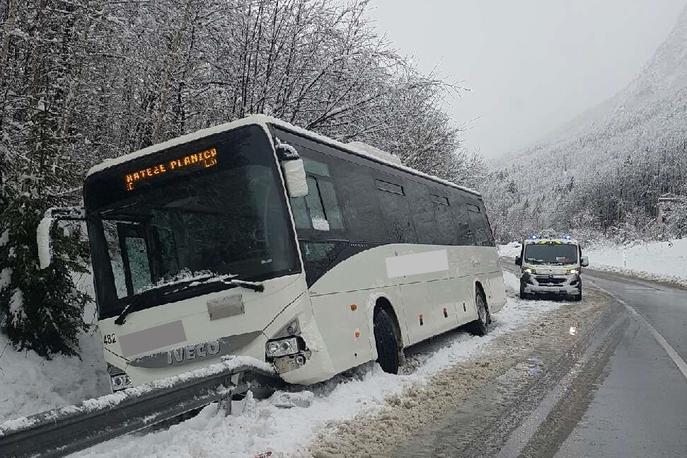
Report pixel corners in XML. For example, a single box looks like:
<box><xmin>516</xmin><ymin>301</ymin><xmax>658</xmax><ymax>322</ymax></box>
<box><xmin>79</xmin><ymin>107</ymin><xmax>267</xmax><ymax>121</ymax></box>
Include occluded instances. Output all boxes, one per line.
<box><xmin>524</xmin><ymin>243</ymin><xmax>578</xmax><ymax>265</ymax></box>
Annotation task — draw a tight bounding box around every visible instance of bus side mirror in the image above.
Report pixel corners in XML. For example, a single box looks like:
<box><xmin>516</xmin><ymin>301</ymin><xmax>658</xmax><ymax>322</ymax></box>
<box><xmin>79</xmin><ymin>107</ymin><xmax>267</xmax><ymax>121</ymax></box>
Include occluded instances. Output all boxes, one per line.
<box><xmin>37</xmin><ymin>207</ymin><xmax>86</xmax><ymax>269</ymax></box>
<box><xmin>581</xmin><ymin>256</ymin><xmax>589</xmax><ymax>267</ymax></box>
<box><xmin>281</xmin><ymin>158</ymin><xmax>308</xmax><ymax>198</ymax></box>
<box><xmin>515</xmin><ymin>256</ymin><xmax>522</xmax><ymax>266</ymax></box>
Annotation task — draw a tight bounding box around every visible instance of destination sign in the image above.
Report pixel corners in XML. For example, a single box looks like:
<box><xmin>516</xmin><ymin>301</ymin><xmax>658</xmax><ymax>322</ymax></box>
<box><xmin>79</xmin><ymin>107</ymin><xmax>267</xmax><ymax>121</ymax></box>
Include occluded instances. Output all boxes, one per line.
<box><xmin>124</xmin><ymin>147</ymin><xmax>218</xmax><ymax>191</ymax></box>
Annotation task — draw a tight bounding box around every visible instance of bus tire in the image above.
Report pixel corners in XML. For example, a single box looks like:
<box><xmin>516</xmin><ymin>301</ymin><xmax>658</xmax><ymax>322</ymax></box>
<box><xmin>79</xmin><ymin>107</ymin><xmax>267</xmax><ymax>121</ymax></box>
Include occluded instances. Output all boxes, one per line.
<box><xmin>469</xmin><ymin>290</ymin><xmax>490</xmax><ymax>336</ymax></box>
<box><xmin>374</xmin><ymin>309</ymin><xmax>400</xmax><ymax>374</ymax></box>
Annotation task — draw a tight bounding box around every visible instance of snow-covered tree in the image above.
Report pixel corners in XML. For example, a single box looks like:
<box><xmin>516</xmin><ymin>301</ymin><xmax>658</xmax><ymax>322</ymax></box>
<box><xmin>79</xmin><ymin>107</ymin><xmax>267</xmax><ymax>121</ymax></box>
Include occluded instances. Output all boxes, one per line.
<box><xmin>0</xmin><ymin>179</ymin><xmax>91</xmax><ymax>357</ymax></box>
<box><xmin>0</xmin><ymin>0</ymin><xmax>93</xmax><ymax>356</ymax></box>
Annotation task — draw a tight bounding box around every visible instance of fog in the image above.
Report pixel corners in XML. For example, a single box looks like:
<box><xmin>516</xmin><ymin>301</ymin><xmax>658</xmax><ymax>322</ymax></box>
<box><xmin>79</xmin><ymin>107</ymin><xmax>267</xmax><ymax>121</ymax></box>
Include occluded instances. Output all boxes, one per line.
<box><xmin>368</xmin><ymin>0</ymin><xmax>687</xmax><ymax>161</ymax></box>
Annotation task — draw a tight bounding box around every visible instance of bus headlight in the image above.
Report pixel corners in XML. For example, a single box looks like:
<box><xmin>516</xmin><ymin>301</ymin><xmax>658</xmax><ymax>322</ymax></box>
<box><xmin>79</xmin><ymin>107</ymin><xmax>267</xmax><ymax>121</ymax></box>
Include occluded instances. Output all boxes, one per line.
<box><xmin>524</xmin><ymin>268</ymin><xmax>535</xmax><ymax>274</ymax></box>
<box><xmin>266</xmin><ymin>337</ymin><xmax>299</xmax><ymax>358</ymax></box>
<box><xmin>107</xmin><ymin>364</ymin><xmax>132</xmax><ymax>392</ymax></box>
<box><xmin>567</xmin><ymin>269</ymin><xmax>580</xmax><ymax>275</ymax></box>
<box><xmin>111</xmin><ymin>374</ymin><xmax>132</xmax><ymax>391</ymax></box>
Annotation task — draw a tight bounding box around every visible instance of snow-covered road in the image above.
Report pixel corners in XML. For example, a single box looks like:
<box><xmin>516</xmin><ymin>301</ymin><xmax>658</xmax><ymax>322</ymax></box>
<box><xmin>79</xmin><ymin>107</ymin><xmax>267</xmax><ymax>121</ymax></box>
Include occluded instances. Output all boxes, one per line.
<box><xmin>71</xmin><ymin>273</ymin><xmax>564</xmax><ymax>458</ymax></box>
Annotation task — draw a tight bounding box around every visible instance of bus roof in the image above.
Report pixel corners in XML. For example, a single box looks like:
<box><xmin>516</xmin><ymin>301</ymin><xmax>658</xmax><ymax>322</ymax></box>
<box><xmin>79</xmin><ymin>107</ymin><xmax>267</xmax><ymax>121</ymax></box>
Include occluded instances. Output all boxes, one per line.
<box><xmin>86</xmin><ymin>115</ymin><xmax>481</xmax><ymax>197</ymax></box>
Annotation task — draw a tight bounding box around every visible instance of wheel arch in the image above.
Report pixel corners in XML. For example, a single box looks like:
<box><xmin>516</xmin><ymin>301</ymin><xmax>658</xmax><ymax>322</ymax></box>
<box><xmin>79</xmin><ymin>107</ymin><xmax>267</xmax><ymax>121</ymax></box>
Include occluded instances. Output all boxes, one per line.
<box><xmin>373</xmin><ymin>296</ymin><xmax>404</xmax><ymax>349</ymax></box>
<box><xmin>474</xmin><ymin>280</ymin><xmax>487</xmax><ymax>304</ymax></box>
<box><xmin>474</xmin><ymin>280</ymin><xmax>492</xmax><ymax>324</ymax></box>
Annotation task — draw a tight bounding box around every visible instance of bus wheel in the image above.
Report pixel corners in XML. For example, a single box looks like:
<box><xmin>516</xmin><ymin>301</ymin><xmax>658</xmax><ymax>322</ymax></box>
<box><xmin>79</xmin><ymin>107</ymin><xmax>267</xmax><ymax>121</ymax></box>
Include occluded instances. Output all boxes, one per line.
<box><xmin>469</xmin><ymin>291</ymin><xmax>490</xmax><ymax>336</ymax></box>
<box><xmin>374</xmin><ymin>309</ymin><xmax>400</xmax><ymax>374</ymax></box>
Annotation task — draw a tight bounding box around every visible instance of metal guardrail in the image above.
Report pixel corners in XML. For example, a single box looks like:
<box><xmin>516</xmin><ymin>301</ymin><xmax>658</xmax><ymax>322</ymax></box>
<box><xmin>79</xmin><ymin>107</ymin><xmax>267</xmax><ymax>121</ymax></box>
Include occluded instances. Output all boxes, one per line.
<box><xmin>0</xmin><ymin>359</ymin><xmax>279</xmax><ymax>458</ymax></box>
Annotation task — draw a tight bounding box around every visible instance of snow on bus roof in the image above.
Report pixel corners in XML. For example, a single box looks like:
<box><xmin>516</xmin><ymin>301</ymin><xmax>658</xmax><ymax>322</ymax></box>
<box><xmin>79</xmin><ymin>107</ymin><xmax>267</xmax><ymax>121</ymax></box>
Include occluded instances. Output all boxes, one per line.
<box><xmin>266</xmin><ymin>116</ymin><xmax>481</xmax><ymax>197</ymax></box>
<box><xmin>86</xmin><ymin>116</ymin><xmax>264</xmax><ymax>177</ymax></box>
<box><xmin>86</xmin><ymin>114</ymin><xmax>481</xmax><ymax>197</ymax></box>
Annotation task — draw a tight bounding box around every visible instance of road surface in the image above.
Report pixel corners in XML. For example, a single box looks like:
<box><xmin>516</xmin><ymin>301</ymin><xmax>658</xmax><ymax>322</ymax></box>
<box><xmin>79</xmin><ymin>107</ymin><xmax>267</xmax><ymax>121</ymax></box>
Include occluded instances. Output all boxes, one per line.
<box><xmin>555</xmin><ymin>270</ymin><xmax>687</xmax><ymax>458</ymax></box>
<box><xmin>394</xmin><ymin>268</ymin><xmax>687</xmax><ymax>457</ymax></box>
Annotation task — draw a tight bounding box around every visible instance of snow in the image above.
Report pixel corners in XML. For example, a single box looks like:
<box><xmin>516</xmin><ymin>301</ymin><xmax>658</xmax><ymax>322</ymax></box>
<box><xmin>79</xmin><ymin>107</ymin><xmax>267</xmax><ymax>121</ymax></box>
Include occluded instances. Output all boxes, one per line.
<box><xmin>0</xmin><ymin>269</ymin><xmax>108</xmax><ymax>424</ymax></box>
<box><xmin>0</xmin><ymin>305</ymin><xmax>109</xmax><ymax>424</ymax></box>
<box><xmin>347</xmin><ymin>141</ymin><xmax>402</xmax><ymax>166</ymax></box>
<box><xmin>498</xmin><ymin>241</ymin><xmax>522</xmax><ymax>258</ymax></box>
<box><xmin>311</xmin><ymin>216</ymin><xmax>330</xmax><ymax>231</ymax></box>
<box><xmin>76</xmin><ymin>272</ymin><xmax>562</xmax><ymax>458</ymax></box>
<box><xmin>586</xmin><ymin>238</ymin><xmax>687</xmax><ymax>287</ymax></box>
<box><xmin>8</xmin><ymin>289</ymin><xmax>23</xmax><ymax>317</ymax></box>
<box><xmin>281</xmin><ymin>158</ymin><xmax>308</xmax><ymax>198</ymax></box>
<box><xmin>0</xmin><ymin>268</ymin><xmax>11</xmax><ymax>289</ymax></box>
<box><xmin>143</xmin><ymin>269</ymin><xmax>226</xmax><ymax>292</ymax></box>
<box><xmin>0</xmin><ymin>355</ymin><xmax>272</xmax><ymax>437</ymax></box>
<box><xmin>37</xmin><ymin>212</ymin><xmax>55</xmax><ymax>269</ymax></box>
<box><xmin>274</xmin><ymin>138</ymin><xmax>299</xmax><ymax>158</ymax></box>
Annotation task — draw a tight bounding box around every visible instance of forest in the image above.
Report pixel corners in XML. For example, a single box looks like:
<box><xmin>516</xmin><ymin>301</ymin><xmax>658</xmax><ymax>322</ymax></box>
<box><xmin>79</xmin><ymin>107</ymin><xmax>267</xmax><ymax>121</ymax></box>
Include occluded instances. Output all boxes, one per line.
<box><xmin>482</xmin><ymin>140</ymin><xmax>687</xmax><ymax>244</ymax></box>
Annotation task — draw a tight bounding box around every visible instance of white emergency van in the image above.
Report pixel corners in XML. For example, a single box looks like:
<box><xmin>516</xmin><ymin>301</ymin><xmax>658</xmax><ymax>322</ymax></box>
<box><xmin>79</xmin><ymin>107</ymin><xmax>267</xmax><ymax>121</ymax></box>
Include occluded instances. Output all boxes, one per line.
<box><xmin>515</xmin><ymin>236</ymin><xmax>589</xmax><ymax>301</ymax></box>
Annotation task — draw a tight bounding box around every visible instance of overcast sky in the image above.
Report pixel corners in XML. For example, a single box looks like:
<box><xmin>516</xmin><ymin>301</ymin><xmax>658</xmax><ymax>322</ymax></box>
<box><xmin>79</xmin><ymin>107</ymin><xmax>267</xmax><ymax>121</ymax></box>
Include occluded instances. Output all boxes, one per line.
<box><xmin>367</xmin><ymin>0</ymin><xmax>687</xmax><ymax>161</ymax></box>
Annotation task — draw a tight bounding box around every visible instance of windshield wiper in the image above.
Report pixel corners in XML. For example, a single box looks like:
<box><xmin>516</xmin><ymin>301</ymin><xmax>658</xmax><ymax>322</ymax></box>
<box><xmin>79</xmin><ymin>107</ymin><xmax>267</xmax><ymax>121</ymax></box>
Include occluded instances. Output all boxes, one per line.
<box><xmin>226</xmin><ymin>278</ymin><xmax>265</xmax><ymax>292</ymax></box>
<box><xmin>163</xmin><ymin>274</ymin><xmax>265</xmax><ymax>295</ymax></box>
<box><xmin>114</xmin><ymin>296</ymin><xmax>143</xmax><ymax>326</ymax></box>
<box><xmin>115</xmin><ymin>275</ymin><xmax>265</xmax><ymax>326</ymax></box>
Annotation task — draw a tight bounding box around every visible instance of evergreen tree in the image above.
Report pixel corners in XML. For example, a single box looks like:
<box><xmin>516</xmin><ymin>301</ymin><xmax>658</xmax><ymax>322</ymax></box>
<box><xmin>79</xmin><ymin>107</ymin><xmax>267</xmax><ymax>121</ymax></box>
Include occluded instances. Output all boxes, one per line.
<box><xmin>0</xmin><ymin>178</ymin><xmax>91</xmax><ymax>357</ymax></box>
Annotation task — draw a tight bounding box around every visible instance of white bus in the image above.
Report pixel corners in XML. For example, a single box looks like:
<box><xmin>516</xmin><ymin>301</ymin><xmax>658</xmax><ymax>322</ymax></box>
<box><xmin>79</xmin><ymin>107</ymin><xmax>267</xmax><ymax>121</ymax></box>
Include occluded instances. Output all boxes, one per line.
<box><xmin>75</xmin><ymin>115</ymin><xmax>505</xmax><ymax>391</ymax></box>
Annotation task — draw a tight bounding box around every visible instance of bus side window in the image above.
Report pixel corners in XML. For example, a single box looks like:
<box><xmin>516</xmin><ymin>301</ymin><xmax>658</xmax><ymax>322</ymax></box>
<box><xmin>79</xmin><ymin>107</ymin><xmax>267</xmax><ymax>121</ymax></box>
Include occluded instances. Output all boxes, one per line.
<box><xmin>305</xmin><ymin>176</ymin><xmax>329</xmax><ymax>230</ymax></box>
<box><xmin>413</xmin><ymin>189</ymin><xmax>456</xmax><ymax>245</ymax></box>
<box><xmin>300</xmin><ymin>241</ymin><xmax>339</xmax><ymax>285</ymax></box>
<box><xmin>466</xmin><ymin>204</ymin><xmax>494</xmax><ymax>247</ymax></box>
<box><xmin>375</xmin><ymin>177</ymin><xmax>418</xmax><ymax>243</ymax></box>
<box><xmin>453</xmin><ymin>203</ymin><xmax>475</xmax><ymax>246</ymax></box>
<box><xmin>289</xmin><ymin>158</ymin><xmax>344</xmax><ymax>232</ymax></box>
<box><xmin>290</xmin><ymin>196</ymin><xmax>311</xmax><ymax>229</ymax></box>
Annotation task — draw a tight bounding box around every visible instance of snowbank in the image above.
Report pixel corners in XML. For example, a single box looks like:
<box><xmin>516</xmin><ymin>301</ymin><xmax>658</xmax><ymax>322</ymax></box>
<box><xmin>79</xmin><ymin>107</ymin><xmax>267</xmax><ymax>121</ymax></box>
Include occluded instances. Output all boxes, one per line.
<box><xmin>498</xmin><ymin>242</ymin><xmax>522</xmax><ymax>258</ymax></box>
<box><xmin>0</xmin><ymin>271</ymin><xmax>109</xmax><ymax>423</ymax></box>
<box><xmin>77</xmin><ymin>273</ymin><xmax>562</xmax><ymax>458</ymax></box>
<box><xmin>0</xmin><ymin>303</ymin><xmax>109</xmax><ymax>422</ymax></box>
<box><xmin>586</xmin><ymin>239</ymin><xmax>687</xmax><ymax>287</ymax></box>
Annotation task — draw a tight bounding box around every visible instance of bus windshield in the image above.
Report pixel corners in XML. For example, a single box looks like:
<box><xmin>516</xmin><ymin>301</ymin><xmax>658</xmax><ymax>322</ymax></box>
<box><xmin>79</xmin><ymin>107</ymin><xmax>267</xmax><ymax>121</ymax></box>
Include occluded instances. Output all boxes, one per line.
<box><xmin>524</xmin><ymin>243</ymin><xmax>578</xmax><ymax>265</ymax></box>
<box><xmin>86</xmin><ymin>125</ymin><xmax>299</xmax><ymax>318</ymax></box>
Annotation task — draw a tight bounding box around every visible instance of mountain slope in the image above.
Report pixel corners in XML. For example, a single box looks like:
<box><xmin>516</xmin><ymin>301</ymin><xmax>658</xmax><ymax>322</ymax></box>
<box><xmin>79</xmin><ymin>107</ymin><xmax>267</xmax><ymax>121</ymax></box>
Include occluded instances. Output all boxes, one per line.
<box><xmin>487</xmin><ymin>6</ymin><xmax>687</xmax><ymax>240</ymax></box>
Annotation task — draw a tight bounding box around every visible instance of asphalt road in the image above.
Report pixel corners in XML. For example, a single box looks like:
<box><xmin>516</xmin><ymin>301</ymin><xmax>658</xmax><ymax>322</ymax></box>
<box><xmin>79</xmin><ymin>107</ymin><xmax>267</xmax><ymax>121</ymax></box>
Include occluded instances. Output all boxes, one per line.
<box><xmin>396</xmin><ymin>267</ymin><xmax>687</xmax><ymax>458</ymax></box>
<box><xmin>554</xmin><ymin>270</ymin><xmax>687</xmax><ymax>458</ymax></box>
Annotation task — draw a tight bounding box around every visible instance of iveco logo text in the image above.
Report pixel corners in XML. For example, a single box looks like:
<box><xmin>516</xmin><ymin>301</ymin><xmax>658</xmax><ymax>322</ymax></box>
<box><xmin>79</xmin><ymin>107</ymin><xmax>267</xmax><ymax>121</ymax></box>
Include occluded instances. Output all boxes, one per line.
<box><xmin>166</xmin><ymin>341</ymin><xmax>220</xmax><ymax>365</ymax></box>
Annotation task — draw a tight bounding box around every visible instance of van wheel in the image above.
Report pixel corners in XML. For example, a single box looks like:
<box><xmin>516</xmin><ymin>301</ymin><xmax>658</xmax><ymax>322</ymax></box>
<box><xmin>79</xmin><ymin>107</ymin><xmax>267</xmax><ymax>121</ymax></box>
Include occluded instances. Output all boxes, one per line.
<box><xmin>572</xmin><ymin>287</ymin><xmax>582</xmax><ymax>302</ymax></box>
<box><xmin>519</xmin><ymin>284</ymin><xmax>530</xmax><ymax>300</ymax></box>
<box><xmin>469</xmin><ymin>291</ymin><xmax>490</xmax><ymax>336</ymax></box>
<box><xmin>374</xmin><ymin>309</ymin><xmax>400</xmax><ymax>374</ymax></box>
